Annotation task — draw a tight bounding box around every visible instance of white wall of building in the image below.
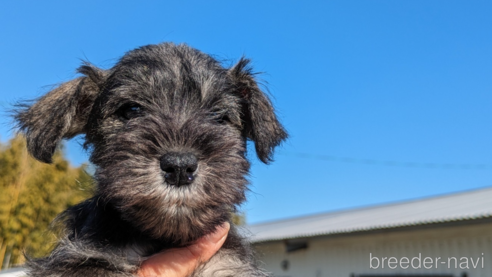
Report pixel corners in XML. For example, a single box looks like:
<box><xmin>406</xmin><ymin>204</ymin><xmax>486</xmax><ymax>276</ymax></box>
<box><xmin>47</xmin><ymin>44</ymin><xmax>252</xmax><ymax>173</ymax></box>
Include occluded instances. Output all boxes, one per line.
<box><xmin>254</xmin><ymin>222</ymin><xmax>492</xmax><ymax>277</ymax></box>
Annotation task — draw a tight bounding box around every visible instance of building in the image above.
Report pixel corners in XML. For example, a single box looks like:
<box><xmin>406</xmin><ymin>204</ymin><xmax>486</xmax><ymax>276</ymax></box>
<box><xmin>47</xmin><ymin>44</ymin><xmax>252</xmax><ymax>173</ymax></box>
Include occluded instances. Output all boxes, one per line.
<box><xmin>247</xmin><ymin>187</ymin><xmax>492</xmax><ymax>277</ymax></box>
<box><xmin>0</xmin><ymin>267</ymin><xmax>25</xmax><ymax>277</ymax></box>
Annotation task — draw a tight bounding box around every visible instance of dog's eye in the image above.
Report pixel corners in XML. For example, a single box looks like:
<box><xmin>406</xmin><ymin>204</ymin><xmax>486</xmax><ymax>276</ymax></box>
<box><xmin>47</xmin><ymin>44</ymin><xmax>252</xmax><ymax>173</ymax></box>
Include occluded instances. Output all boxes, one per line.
<box><xmin>210</xmin><ymin>111</ymin><xmax>230</xmax><ymax>124</ymax></box>
<box><xmin>117</xmin><ymin>103</ymin><xmax>144</xmax><ymax>120</ymax></box>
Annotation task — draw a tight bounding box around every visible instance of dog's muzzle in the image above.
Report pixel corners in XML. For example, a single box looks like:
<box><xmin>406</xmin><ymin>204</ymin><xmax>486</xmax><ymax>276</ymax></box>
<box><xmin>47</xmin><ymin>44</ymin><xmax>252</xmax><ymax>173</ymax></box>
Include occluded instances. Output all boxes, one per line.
<box><xmin>159</xmin><ymin>152</ymin><xmax>198</xmax><ymax>187</ymax></box>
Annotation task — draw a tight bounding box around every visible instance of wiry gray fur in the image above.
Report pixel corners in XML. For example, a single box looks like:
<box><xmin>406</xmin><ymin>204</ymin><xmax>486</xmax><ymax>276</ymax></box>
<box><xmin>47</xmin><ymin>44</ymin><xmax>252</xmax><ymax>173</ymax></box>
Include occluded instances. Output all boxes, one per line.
<box><xmin>14</xmin><ymin>43</ymin><xmax>287</xmax><ymax>277</ymax></box>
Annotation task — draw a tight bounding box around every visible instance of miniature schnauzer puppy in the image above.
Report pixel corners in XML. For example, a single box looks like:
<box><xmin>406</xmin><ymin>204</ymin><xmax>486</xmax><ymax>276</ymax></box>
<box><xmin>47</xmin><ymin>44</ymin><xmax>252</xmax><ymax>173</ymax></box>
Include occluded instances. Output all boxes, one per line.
<box><xmin>15</xmin><ymin>43</ymin><xmax>287</xmax><ymax>276</ymax></box>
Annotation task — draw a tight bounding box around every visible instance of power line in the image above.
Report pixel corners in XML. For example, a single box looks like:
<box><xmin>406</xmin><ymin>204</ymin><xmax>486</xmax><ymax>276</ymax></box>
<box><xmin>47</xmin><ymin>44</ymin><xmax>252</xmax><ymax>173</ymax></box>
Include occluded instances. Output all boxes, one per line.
<box><xmin>278</xmin><ymin>152</ymin><xmax>492</xmax><ymax>170</ymax></box>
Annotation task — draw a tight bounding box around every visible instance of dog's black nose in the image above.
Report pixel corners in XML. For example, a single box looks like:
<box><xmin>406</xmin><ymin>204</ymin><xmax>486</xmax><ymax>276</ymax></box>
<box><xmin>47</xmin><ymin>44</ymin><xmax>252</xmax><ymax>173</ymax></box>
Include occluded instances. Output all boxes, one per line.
<box><xmin>160</xmin><ymin>152</ymin><xmax>198</xmax><ymax>187</ymax></box>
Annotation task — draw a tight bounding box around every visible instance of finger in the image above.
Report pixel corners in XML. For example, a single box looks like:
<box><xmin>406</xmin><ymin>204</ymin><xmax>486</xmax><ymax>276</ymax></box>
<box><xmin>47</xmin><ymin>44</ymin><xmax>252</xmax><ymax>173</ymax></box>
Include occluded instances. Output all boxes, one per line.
<box><xmin>186</xmin><ymin>221</ymin><xmax>230</xmax><ymax>262</ymax></box>
<box><xmin>137</xmin><ymin>222</ymin><xmax>230</xmax><ymax>277</ymax></box>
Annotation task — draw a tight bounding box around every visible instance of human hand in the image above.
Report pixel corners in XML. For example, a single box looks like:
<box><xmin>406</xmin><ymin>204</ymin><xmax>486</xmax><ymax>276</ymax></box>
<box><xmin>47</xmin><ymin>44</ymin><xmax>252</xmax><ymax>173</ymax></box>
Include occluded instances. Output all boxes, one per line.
<box><xmin>137</xmin><ymin>222</ymin><xmax>230</xmax><ymax>277</ymax></box>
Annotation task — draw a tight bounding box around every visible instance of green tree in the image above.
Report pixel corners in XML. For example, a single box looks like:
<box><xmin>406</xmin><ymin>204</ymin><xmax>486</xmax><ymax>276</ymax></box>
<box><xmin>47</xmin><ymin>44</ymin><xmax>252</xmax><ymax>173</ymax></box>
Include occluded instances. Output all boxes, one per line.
<box><xmin>0</xmin><ymin>135</ymin><xmax>93</xmax><ymax>269</ymax></box>
<box><xmin>231</xmin><ymin>211</ymin><xmax>246</xmax><ymax>226</ymax></box>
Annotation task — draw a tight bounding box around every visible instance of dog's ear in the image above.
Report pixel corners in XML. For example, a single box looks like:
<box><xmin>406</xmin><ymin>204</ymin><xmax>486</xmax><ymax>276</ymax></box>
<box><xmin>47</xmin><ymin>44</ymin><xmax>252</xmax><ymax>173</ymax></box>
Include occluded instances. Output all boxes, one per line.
<box><xmin>229</xmin><ymin>58</ymin><xmax>288</xmax><ymax>163</ymax></box>
<box><xmin>14</xmin><ymin>64</ymin><xmax>106</xmax><ymax>163</ymax></box>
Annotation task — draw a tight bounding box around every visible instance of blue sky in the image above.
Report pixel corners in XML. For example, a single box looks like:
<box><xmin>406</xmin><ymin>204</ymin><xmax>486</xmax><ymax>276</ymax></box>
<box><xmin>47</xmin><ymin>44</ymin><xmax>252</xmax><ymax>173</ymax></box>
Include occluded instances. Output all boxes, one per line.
<box><xmin>1</xmin><ymin>1</ymin><xmax>492</xmax><ymax>224</ymax></box>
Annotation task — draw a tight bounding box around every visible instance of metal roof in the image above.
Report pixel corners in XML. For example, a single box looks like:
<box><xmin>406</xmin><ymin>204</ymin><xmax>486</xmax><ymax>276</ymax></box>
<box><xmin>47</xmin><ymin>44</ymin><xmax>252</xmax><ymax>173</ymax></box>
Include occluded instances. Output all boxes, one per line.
<box><xmin>245</xmin><ymin>187</ymin><xmax>492</xmax><ymax>243</ymax></box>
<box><xmin>0</xmin><ymin>267</ymin><xmax>26</xmax><ymax>277</ymax></box>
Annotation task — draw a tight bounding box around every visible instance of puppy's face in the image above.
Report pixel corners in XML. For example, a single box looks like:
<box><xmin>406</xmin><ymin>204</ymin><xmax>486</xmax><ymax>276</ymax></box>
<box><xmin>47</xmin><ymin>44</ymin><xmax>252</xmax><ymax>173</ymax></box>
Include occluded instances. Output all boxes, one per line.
<box><xmin>15</xmin><ymin>43</ymin><xmax>287</xmax><ymax>243</ymax></box>
<box><xmin>88</xmin><ymin>45</ymin><xmax>251</xmax><ymax>241</ymax></box>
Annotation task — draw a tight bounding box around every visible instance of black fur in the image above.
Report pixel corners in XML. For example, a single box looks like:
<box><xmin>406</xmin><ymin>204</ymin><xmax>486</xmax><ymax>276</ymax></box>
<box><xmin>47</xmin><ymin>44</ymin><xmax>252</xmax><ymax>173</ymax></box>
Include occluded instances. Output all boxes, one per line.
<box><xmin>15</xmin><ymin>43</ymin><xmax>287</xmax><ymax>277</ymax></box>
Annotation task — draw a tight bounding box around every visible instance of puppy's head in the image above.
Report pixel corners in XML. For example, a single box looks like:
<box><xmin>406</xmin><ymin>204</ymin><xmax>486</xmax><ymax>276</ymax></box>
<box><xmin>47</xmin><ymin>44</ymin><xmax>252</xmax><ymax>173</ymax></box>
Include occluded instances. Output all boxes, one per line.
<box><xmin>15</xmin><ymin>43</ymin><xmax>287</xmax><ymax>242</ymax></box>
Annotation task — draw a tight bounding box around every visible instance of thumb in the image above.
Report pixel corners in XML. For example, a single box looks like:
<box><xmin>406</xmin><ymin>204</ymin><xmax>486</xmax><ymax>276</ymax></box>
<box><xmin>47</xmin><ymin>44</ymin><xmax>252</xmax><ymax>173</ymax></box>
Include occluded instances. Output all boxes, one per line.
<box><xmin>137</xmin><ymin>222</ymin><xmax>230</xmax><ymax>277</ymax></box>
